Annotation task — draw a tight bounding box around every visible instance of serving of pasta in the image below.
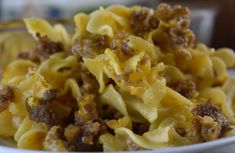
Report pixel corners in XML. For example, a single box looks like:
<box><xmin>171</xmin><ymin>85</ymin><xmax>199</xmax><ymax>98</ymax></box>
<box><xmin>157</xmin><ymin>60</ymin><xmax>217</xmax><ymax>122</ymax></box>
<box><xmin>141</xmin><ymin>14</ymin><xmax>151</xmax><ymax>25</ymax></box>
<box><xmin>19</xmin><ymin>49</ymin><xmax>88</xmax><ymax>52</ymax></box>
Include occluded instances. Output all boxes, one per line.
<box><xmin>1</xmin><ymin>3</ymin><xmax>235</xmax><ymax>152</ymax></box>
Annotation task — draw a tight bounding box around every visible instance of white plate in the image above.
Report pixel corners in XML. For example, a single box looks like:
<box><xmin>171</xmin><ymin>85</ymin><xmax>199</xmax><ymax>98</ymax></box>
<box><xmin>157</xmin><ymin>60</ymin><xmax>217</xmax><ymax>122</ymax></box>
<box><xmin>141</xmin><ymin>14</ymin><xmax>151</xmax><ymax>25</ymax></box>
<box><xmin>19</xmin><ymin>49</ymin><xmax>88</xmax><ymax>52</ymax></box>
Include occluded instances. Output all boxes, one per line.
<box><xmin>1</xmin><ymin>136</ymin><xmax>235</xmax><ymax>153</ymax></box>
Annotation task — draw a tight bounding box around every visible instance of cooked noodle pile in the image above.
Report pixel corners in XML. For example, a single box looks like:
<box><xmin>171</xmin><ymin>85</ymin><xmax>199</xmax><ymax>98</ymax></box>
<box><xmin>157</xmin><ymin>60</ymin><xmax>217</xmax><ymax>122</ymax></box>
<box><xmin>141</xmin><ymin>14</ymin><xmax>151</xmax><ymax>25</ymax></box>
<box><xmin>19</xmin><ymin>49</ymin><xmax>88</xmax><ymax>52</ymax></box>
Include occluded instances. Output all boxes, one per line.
<box><xmin>0</xmin><ymin>3</ymin><xmax>235</xmax><ymax>151</ymax></box>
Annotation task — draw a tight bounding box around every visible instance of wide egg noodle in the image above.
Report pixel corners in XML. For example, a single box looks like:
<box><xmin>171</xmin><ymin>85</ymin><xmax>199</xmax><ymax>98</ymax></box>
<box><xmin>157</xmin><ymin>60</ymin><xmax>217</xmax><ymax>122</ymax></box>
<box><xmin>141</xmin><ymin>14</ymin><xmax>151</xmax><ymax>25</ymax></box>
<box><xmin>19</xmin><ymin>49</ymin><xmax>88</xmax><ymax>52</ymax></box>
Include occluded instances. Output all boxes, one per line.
<box><xmin>212</xmin><ymin>48</ymin><xmax>235</xmax><ymax>68</ymax></box>
<box><xmin>63</xmin><ymin>79</ymin><xmax>82</xmax><ymax>104</ymax></box>
<box><xmin>73</xmin><ymin>13</ymin><xmax>90</xmax><ymax>40</ymax></box>
<box><xmin>2</xmin><ymin>60</ymin><xmax>36</xmax><ymax>83</ymax></box>
<box><xmin>24</xmin><ymin>18</ymin><xmax>71</xmax><ymax>46</ymax></box>
<box><xmin>114</xmin><ymin>118</ymin><xmax>190</xmax><ymax>150</ymax></box>
<box><xmin>149</xmin><ymin>87</ymin><xmax>194</xmax><ymax>130</ymax></box>
<box><xmin>0</xmin><ymin>110</ymin><xmax>17</xmax><ymax>137</ymax></box>
<box><xmin>14</xmin><ymin>117</ymin><xmax>47</xmax><ymax>150</ymax></box>
<box><xmin>127</xmin><ymin>35</ymin><xmax>158</xmax><ymax>64</ymax></box>
<box><xmin>100</xmin><ymin>84</ymin><xmax>128</xmax><ymax>116</ymax></box>
<box><xmin>83</xmin><ymin>57</ymin><xmax>106</xmax><ymax>92</ymax></box>
<box><xmin>99</xmin><ymin>133</ymin><xmax>127</xmax><ymax>151</ymax></box>
<box><xmin>53</xmin><ymin>24</ymin><xmax>71</xmax><ymax>47</ymax></box>
<box><xmin>222</xmin><ymin>77</ymin><xmax>235</xmax><ymax>124</ymax></box>
<box><xmin>164</xmin><ymin>65</ymin><xmax>186</xmax><ymax>82</ymax></box>
<box><xmin>37</xmin><ymin>53</ymin><xmax>78</xmax><ymax>89</ymax></box>
<box><xmin>120</xmin><ymin>91</ymin><xmax>158</xmax><ymax>123</ymax></box>
<box><xmin>24</xmin><ymin>18</ymin><xmax>59</xmax><ymax>42</ymax></box>
<box><xmin>87</xmin><ymin>7</ymin><xmax>130</xmax><ymax>38</ymax></box>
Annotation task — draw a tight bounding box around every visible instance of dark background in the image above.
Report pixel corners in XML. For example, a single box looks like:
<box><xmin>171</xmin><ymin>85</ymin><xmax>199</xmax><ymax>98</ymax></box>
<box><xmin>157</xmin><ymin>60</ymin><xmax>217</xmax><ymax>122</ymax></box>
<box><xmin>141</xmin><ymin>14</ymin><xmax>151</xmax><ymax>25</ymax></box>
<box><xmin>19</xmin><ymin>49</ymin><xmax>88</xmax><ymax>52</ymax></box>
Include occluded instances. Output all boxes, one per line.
<box><xmin>0</xmin><ymin>0</ymin><xmax>234</xmax><ymax>49</ymax></box>
<box><xmin>161</xmin><ymin>0</ymin><xmax>235</xmax><ymax>50</ymax></box>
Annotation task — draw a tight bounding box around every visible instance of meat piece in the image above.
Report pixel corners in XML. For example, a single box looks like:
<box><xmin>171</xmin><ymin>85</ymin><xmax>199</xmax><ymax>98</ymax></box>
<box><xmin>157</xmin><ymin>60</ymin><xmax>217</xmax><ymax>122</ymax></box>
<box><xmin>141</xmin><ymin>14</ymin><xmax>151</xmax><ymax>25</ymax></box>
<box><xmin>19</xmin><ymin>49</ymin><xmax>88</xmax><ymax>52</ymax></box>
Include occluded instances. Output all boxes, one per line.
<box><xmin>154</xmin><ymin>3</ymin><xmax>190</xmax><ymax>27</ymax></box>
<box><xmin>81</xmin><ymin>121</ymin><xmax>100</xmax><ymax>137</ymax></box>
<box><xmin>132</xmin><ymin>122</ymin><xmax>150</xmax><ymax>135</ymax></box>
<box><xmin>130</xmin><ymin>7</ymin><xmax>158</xmax><ymax>36</ymax></box>
<box><xmin>26</xmin><ymin>97</ymin><xmax>58</xmax><ymax>127</ymax></box>
<box><xmin>72</xmin><ymin>33</ymin><xmax>108</xmax><ymax>58</ymax></box>
<box><xmin>167</xmin><ymin>79</ymin><xmax>196</xmax><ymax>99</ymax></box>
<box><xmin>110</xmin><ymin>32</ymin><xmax>135</xmax><ymax>57</ymax></box>
<box><xmin>186</xmin><ymin>116</ymin><xmax>222</xmax><ymax>142</ymax></box>
<box><xmin>192</xmin><ymin>103</ymin><xmax>231</xmax><ymax>133</ymax></box>
<box><xmin>73</xmin><ymin>64</ymin><xmax>99</xmax><ymax>95</ymax></box>
<box><xmin>18</xmin><ymin>33</ymin><xmax>64</xmax><ymax>62</ymax></box>
<box><xmin>79</xmin><ymin>121</ymin><xmax>101</xmax><ymax>145</ymax></box>
<box><xmin>41</xmin><ymin>89</ymin><xmax>59</xmax><ymax>104</ymax></box>
<box><xmin>175</xmin><ymin>127</ymin><xmax>187</xmax><ymax>137</ymax></box>
<box><xmin>169</xmin><ymin>28</ymin><xmax>195</xmax><ymax>59</ymax></box>
<box><xmin>64</xmin><ymin>122</ymin><xmax>104</xmax><ymax>151</ymax></box>
<box><xmin>75</xmin><ymin>94</ymin><xmax>98</xmax><ymax>125</ymax></box>
<box><xmin>26</xmin><ymin>89</ymin><xmax>61</xmax><ymax>127</ymax></box>
<box><xmin>59</xmin><ymin>122</ymin><xmax>105</xmax><ymax>152</ymax></box>
<box><xmin>148</xmin><ymin>16</ymin><xmax>159</xmax><ymax>29</ymax></box>
<box><xmin>198</xmin><ymin>117</ymin><xmax>222</xmax><ymax>141</ymax></box>
<box><xmin>64</xmin><ymin>124</ymin><xmax>80</xmax><ymax>144</ymax></box>
<box><xmin>72</xmin><ymin>93</ymin><xmax>109</xmax><ymax>151</ymax></box>
<box><xmin>0</xmin><ymin>85</ymin><xmax>14</xmax><ymax>112</ymax></box>
<box><xmin>151</xmin><ymin>3</ymin><xmax>195</xmax><ymax>59</ymax></box>
<box><xmin>18</xmin><ymin>52</ymin><xmax>29</xmax><ymax>59</ymax></box>
<box><xmin>41</xmin><ymin>92</ymin><xmax>105</xmax><ymax>150</ymax></box>
<box><xmin>96</xmin><ymin>118</ymin><xmax>108</xmax><ymax>135</ymax></box>
<box><xmin>44</xmin><ymin>126</ymin><xmax>70</xmax><ymax>151</ymax></box>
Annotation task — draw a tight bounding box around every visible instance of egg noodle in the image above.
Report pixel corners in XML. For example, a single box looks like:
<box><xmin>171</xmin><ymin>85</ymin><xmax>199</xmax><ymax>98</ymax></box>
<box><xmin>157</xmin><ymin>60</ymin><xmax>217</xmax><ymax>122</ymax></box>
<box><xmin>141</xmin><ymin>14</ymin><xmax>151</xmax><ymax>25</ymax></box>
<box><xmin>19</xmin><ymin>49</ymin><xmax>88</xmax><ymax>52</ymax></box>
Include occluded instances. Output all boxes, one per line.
<box><xmin>0</xmin><ymin>3</ymin><xmax>235</xmax><ymax>151</ymax></box>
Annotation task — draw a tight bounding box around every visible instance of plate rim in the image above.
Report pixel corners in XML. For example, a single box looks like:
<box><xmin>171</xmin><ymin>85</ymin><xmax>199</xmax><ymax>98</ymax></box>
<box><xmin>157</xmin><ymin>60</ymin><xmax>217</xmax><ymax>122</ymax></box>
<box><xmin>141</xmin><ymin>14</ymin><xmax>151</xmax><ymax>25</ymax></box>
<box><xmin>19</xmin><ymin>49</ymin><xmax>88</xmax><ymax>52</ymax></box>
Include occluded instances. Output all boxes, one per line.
<box><xmin>0</xmin><ymin>135</ymin><xmax>235</xmax><ymax>153</ymax></box>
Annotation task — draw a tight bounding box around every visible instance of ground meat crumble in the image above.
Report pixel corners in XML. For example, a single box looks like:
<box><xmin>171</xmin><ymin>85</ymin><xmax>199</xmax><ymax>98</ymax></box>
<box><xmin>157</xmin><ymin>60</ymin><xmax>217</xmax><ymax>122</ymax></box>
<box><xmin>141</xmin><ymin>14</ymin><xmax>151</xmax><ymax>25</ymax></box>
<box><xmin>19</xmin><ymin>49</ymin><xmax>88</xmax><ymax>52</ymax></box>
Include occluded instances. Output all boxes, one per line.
<box><xmin>0</xmin><ymin>85</ymin><xmax>14</xmax><ymax>112</ymax></box>
<box><xmin>72</xmin><ymin>33</ymin><xmax>109</xmax><ymax>58</ymax></box>
<box><xmin>132</xmin><ymin>122</ymin><xmax>150</xmax><ymax>135</ymax></box>
<box><xmin>18</xmin><ymin>33</ymin><xmax>64</xmax><ymax>62</ymax></box>
<box><xmin>44</xmin><ymin>126</ymin><xmax>70</xmax><ymax>152</ymax></box>
<box><xmin>26</xmin><ymin>89</ymin><xmax>77</xmax><ymax>128</ymax></box>
<box><xmin>186</xmin><ymin>116</ymin><xmax>222</xmax><ymax>142</ymax></box>
<box><xmin>167</xmin><ymin>79</ymin><xmax>196</xmax><ymax>99</ymax></box>
<box><xmin>130</xmin><ymin>6</ymin><xmax>159</xmax><ymax>37</ymax></box>
<box><xmin>130</xmin><ymin>3</ymin><xmax>195</xmax><ymax>59</ymax></box>
<box><xmin>109</xmin><ymin>31</ymin><xmax>135</xmax><ymax>57</ymax></box>
<box><xmin>26</xmin><ymin>89</ymin><xmax>60</xmax><ymax>127</ymax></box>
<box><xmin>176</xmin><ymin>103</ymin><xmax>232</xmax><ymax>143</ymax></box>
<box><xmin>192</xmin><ymin>103</ymin><xmax>231</xmax><ymax>133</ymax></box>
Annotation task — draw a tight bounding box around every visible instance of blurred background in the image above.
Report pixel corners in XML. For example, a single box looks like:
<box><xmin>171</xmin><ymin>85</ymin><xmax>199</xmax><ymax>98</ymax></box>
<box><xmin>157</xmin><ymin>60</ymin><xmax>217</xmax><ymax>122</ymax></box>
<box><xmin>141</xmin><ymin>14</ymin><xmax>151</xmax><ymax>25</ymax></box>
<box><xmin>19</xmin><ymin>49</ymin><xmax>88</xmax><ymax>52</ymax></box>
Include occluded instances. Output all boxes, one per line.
<box><xmin>0</xmin><ymin>0</ymin><xmax>234</xmax><ymax>49</ymax></box>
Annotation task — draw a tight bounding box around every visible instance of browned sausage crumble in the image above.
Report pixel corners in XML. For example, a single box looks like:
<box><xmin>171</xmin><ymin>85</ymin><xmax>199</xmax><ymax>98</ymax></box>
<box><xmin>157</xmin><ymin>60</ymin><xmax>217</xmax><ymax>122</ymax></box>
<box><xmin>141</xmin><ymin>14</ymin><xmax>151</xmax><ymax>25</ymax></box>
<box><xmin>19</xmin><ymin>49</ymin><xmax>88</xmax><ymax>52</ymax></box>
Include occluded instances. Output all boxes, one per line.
<box><xmin>110</xmin><ymin>32</ymin><xmax>135</xmax><ymax>57</ymax></box>
<box><xmin>132</xmin><ymin>122</ymin><xmax>150</xmax><ymax>135</ymax></box>
<box><xmin>130</xmin><ymin>7</ymin><xmax>159</xmax><ymax>37</ymax></box>
<box><xmin>0</xmin><ymin>85</ymin><xmax>14</xmax><ymax>112</ymax></box>
<box><xmin>167</xmin><ymin>79</ymin><xmax>196</xmax><ymax>99</ymax></box>
<box><xmin>192</xmin><ymin>103</ymin><xmax>231</xmax><ymax>133</ymax></box>
<box><xmin>176</xmin><ymin>103</ymin><xmax>231</xmax><ymax>143</ymax></box>
<box><xmin>72</xmin><ymin>33</ymin><xmax>109</xmax><ymax>58</ymax></box>
<box><xmin>26</xmin><ymin>89</ymin><xmax>59</xmax><ymax>127</ymax></box>
<box><xmin>186</xmin><ymin>116</ymin><xmax>222</xmax><ymax>142</ymax></box>
<box><xmin>72</xmin><ymin>31</ymin><xmax>136</xmax><ymax>60</ymax></box>
<box><xmin>26</xmin><ymin>89</ymin><xmax>76</xmax><ymax>128</ymax></box>
<box><xmin>18</xmin><ymin>33</ymin><xmax>64</xmax><ymax>62</ymax></box>
<box><xmin>44</xmin><ymin>126</ymin><xmax>70</xmax><ymax>151</ymax></box>
<box><xmin>175</xmin><ymin>103</ymin><xmax>231</xmax><ymax>143</ymax></box>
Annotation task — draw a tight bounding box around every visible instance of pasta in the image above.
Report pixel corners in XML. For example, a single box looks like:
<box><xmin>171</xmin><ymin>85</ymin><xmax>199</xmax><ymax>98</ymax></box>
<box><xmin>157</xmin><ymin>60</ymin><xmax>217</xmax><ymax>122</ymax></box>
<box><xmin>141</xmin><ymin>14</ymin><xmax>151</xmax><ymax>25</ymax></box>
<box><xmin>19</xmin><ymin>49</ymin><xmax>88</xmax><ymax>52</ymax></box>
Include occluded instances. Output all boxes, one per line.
<box><xmin>0</xmin><ymin>3</ymin><xmax>235</xmax><ymax>152</ymax></box>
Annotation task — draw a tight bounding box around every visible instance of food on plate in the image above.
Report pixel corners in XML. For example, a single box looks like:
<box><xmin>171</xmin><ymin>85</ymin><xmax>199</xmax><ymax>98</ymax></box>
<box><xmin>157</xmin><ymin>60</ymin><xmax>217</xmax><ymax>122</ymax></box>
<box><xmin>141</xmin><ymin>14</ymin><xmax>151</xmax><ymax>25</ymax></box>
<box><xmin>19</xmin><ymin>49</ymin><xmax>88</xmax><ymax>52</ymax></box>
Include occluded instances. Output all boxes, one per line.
<box><xmin>0</xmin><ymin>3</ymin><xmax>235</xmax><ymax>152</ymax></box>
